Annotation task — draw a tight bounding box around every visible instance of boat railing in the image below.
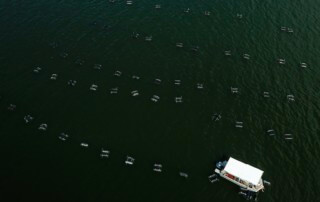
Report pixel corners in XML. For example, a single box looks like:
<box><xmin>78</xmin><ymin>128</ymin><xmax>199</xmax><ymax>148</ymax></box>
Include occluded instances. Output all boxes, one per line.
<box><xmin>222</xmin><ymin>171</ymin><xmax>264</xmax><ymax>191</ymax></box>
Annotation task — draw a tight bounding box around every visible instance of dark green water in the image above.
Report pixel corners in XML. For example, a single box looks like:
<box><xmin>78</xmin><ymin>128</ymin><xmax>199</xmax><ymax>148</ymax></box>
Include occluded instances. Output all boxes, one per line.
<box><xmin>0</xmin><ymin>0</ymin><xmax>319</xmax><ymax>201</ymax></box>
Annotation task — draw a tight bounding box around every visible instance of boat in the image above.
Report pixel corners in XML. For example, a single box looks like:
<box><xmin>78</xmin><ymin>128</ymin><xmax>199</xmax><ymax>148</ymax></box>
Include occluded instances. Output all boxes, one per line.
<box><xmin>153</xmin><ymin>163</ymin><xmax>162</xmax><ymax>172</ymax></box>
<box><xmin>38</xmin><ymin>123</ymin><xmax>48</xmax><ymax>131</ymax></box>
<box><xmin>114</xmin><ymin>70</ymin><xmax>122</xmax><ymax>77</ymax></box>
<box><xmin>8</xmin><ymin>104</ymin><xmax>17</xmax><ymax>111</ymax></box>
<box><xmin>281</xmin><ymin>26</ymin><xmax>287</xmax><ymax>31</ymax></box>
<box><xmin>224</xmin><ymin>50</ymin><xmax>231</xmax><ymax>56</ymax></box>
<box><xmin>284</xmin><ymin>134</ymin><xmax>293</xmax><ymax>140</ymax></box>
<box><xmin>215</xmin><ymin>157</ymin><xmax>265</xmax><ymax>193</ymax></box>
<box><xmin>208</xmin><ymin>173</ymin><xmax>219</xmax><ymax>183</ymax></box>
<box><xmin>100</xmin><ymin>148</ymin><xmax>110</xmax><ymax>158</ymax></box>
<box><xmin>238</xmin><ymin>190</ymin><xmax>257</xmax><ymax>200</ymax></box>
<box><xmin>68</xmin><ymin>80</ymin><xmax>77</xmax><ymax>86</ymax></box>
<box><xmin>50</xmin><ymin>74</ymin><xmax>58</xmax><ymax>80</ymax></box>
<box><xmin>90</xmin><ymin>84</ymin><xmax>98</xmax><ymax>91</ymax></box>
<box><xmin>278</xmin><ymin>59</ymin><xmax>286</xmax><ymax>65</ymax></box>
<box><xmin>235</xmin><ymin>121</ymin><xmax>243</xmax><ymax>128</ymax></box>
<box><xmin>267</xmin><ymin>129</ymin><xmax>275</xmax><ymax>136</ymax></box>
<box><xmin>179</xmin><ymin>172</ymin><xmax>188</xmax><ymax>178</ymax></box>
<box><xmin>132</xmin><ymin>32</ymin><xmax>139</xmax><ymax>39</ymax></box>
<box><xmin>125</xmin><ymin>156</ymin><xmax>135</xmax><ymax>165</ymax></box>
<box><xmin>287</xmin><ymin>94</ymin><xmax>295</xmax><ymax>101</ymax></box>
<box><xmin>237</xmin><ymin>13</ymin><xmax>243</xmax><ymax>19</ymax></box>
<box><xmin>243</xmin><ymin>54</ymin><xmax>250</xmax><ymax>60</ymax></box>
<box><xmin>131</xmin><ymin>90</ymin><xmax>139</xmax><ymax>97</ymax></box>
<box><xmin>175</xmin><ymin>96</ymin><xmax>183</xmax><ymax>103</ymax></box>
<box><xmin>300</xmin><ymin>62</ymin><xmax>307</xmax><ymax>68</ymax></box>
<box><xmin>80</xmin><ymin>143</ymin><xmax>89</xmax><ymax>147</ymax></box>
<box><xmin>176</xmin><ymin>42</ymin><xmax>183</xmax><ymax>48</ymax></box>
<box><xmin>211</xmin><ymin>113</ymin><xmax>222</xmax><ymax>121</ymax></box>
<box><xmin>197</xmin><ymin>83</ymin><xmax>204</xmax><ymax>89</ymax></box>
<box><xmin>110</xmin><ymin>87</ymin><xmax>118</xmax><ymax>94</ymax></box>
<box><xmin>33</xmin><ymin>67</ymin><xmax>42</xmax><ymax>73</ymax></box>
<box><xmin>58</xmin><ymin>133</ymin><xmax>69</xmax><ymax>141</ymax></box>
<box><xmin>184</xmin><ymin>8</ymin><xmax>190</xmax><ymax>13</ymax></box>
<box><xmin>145</xmin><ymin>36</ymin><xmax>152</xmax><ymax>41</ymax></box>
<box><xmin>263</xmin><ymin>91</ymin><xmax>270</xmax><ymax>98</ymax></box>
<box><xmin>154</xmin><ymin>78</ymin><xmax>161</xmax><ymax>84</ymax></box>
<box><xmin>174</xmin><ymin>80</ymin><xmax>181</xmax><ymax>85</ymax></box>
<box><xmin>24</xmin><ymin>115</ymin><xmax>34</xmax><ymax>123</ymax></box>
<box><xmin>94</xmin><ymin>64</ymin><xmax>102</xmax><ymax>70</ymax></box>
<box><xmin>151</xmin><ymin>95</ymin><xmax>160</xmax><ymax>102</ymax></box>
<box><xmin>231</xmin><ymin>87</ymin><xmax>239</xmax><ymax>94</ymax></box>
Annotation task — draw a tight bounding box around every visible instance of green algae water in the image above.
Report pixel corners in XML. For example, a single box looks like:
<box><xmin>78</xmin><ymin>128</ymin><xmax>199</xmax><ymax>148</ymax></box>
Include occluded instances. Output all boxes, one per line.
<box><xmin>0</xmin><ymin>0</ymin><xmax>319</xmax><ymax>201</ymax></box>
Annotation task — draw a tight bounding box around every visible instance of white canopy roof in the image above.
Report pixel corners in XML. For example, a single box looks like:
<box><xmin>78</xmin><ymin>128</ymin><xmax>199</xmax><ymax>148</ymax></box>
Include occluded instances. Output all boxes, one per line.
<box><xmin>224</xmin><ymin>157</ymin><xmax>264</xmax><ymax>185</ymax></box>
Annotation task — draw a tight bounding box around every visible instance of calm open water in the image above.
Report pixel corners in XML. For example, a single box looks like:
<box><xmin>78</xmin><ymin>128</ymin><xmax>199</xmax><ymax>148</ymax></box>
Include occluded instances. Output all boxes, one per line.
<box><xmin>0</xmin><ymin>0</ymin><xmax>319</xmax><ymax>201</ymax></box>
